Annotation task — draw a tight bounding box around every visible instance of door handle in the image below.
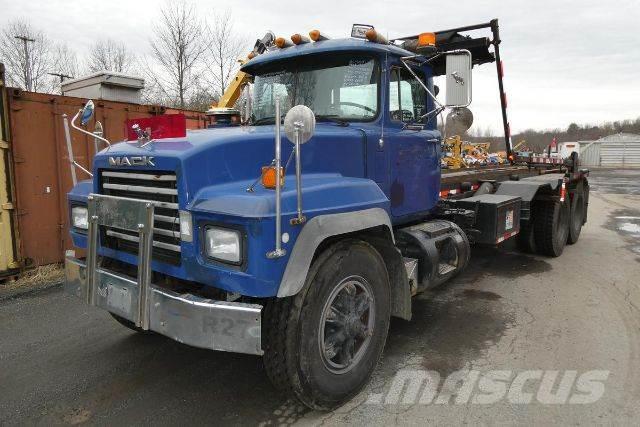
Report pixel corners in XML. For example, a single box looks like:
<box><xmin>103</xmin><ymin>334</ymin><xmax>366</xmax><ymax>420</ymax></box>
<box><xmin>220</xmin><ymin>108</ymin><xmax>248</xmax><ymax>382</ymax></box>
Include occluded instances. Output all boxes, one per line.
<box><xmin>427</xmin><ymin>138</ymin><xmax>440</xmax><ymax>144</ymax></box>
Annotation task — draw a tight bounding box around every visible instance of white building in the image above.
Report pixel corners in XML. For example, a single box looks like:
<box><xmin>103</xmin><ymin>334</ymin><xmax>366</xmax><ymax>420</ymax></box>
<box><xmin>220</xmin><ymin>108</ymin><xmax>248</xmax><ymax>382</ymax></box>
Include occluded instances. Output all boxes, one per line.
<box><xmin>579</xmin><ymin>133</ymin><xmax>640</xmax><ymax>168</ymax></box>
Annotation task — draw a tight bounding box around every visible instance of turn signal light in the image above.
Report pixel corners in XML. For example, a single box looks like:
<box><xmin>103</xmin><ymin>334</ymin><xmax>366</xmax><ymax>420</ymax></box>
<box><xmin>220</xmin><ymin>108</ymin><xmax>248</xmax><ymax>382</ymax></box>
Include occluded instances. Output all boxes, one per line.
<box><xmin>275</xmin><ymin>37</ymin><xmax>293</xmax><ymax>48</ymax></box>
<box><xmin>291</xmin><ymin>33</ymin><xmax>310</xmax><ymax>45</ymax></box>
<box><xmin>417</xmin><ymin>32</ymin><xmax>436</xmax><ymax>47</ymax></box>
<box><xmin>309</xmin><ymin>30</ymin><xmax>329</xmax><ymax>42</ymax></box>
<box><xmin>262</xmin><ymin>166</ymin><xmax>284</xmax><ymax>189</ymax></box>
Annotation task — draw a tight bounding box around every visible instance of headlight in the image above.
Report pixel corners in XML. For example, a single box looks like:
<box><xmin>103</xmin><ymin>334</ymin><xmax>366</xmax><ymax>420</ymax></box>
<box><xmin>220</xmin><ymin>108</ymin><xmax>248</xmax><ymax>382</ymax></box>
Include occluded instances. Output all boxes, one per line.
<box><xmin>205</xmin><ymin>227</ymin><xmax>242</xmax><ymax>264</ymax></box>
<box><xmin>71</xmin><ymin>206</ymin><xmax>88</xmax><ymax>230</ymax></box>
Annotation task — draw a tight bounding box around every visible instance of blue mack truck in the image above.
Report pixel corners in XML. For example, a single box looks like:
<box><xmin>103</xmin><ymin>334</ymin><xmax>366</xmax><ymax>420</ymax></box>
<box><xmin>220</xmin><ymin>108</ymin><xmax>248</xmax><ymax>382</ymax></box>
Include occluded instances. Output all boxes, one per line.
<box><xmin>64</xmin><ymin>20</ymin><xmax>589</xmax><ymax>409</ymax></box>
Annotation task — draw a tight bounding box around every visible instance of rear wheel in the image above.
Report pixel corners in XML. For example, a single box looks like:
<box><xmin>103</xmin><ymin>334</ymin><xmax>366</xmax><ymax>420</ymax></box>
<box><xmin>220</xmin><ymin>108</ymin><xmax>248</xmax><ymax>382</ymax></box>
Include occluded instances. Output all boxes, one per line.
<box><xmin>263</xmin><ymin>239</ymin><xmax>391</xmax><ymax>410</ymax></box>
<box><xmin>534</xmin><ymin>200</ymin><xmax>570</xmax><ymax>257</ymax></box>
<box><xmin>568</xmin><ymin>188</ymin><xmax>585</xmax><ymax>244</ymax></box>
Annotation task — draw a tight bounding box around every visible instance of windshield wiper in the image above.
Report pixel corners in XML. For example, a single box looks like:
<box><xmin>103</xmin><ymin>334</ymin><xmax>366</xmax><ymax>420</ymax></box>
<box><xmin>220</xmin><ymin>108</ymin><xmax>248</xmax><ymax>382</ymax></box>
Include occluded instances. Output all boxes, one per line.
<box><xmin>315</xmin><ymin>115</ymin><xmax>349</xmax><ymax>127</ymax></box>
<box><xmin>252</xmin><ymin>116</ymin><xmax>280</xmax><ymax>125</ymax></box>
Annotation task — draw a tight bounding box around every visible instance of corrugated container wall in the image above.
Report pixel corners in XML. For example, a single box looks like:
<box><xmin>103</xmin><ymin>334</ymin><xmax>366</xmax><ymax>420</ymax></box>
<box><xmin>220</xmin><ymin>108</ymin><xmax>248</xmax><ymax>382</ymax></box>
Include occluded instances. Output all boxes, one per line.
<box><xmin>6</xmin><ymin>89</ymin><xmax>207</xmax><ymax>268</ymax></box>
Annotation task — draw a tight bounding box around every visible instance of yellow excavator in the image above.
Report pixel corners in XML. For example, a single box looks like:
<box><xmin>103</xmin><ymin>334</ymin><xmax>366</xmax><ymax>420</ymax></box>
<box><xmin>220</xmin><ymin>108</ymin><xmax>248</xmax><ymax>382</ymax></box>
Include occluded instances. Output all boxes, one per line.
<box><xmin>206</xmin><ymin>32</ymin><xmax>275</xmax><ymax>126</ymax></box>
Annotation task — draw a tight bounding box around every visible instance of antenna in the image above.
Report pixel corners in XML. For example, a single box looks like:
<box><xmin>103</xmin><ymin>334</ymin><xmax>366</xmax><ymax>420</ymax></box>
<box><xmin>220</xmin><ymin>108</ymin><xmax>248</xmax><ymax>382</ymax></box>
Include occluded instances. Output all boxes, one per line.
<box><xmin>48</xmin><ymin>72</ymin><xmax>74</xmax><ymax>85</ymax></box>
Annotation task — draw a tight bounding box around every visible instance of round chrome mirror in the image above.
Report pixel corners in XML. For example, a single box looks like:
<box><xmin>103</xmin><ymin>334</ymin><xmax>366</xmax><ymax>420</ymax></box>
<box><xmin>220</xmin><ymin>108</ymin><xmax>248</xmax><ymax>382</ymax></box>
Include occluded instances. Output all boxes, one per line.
<box><xmin>445</xmin><ymin>107</ymin><xmax>473</xmax><ymax>136</ymax></box>
<box><xmin>284</xmin><ymin>105</ymin><xmax>316</xmax><ymax>144</ymax></box>
<box><xmin>80</xmin><ymin>100</ymin><xmax>95</xmax><ymax>126</ymax></box>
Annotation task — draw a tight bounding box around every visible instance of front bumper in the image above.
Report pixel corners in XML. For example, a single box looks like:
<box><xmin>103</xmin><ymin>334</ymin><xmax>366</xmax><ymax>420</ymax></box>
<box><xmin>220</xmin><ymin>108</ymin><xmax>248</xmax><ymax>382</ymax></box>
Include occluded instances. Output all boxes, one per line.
<box><xmin>65</xmin><ymin>253</ymin><xmax>263</xmax><ymax>355</ymax></box>
<box><xmin>64</xmin><ymin>193</ymin><xmax>263</xmax><ymax>355</ymax></box>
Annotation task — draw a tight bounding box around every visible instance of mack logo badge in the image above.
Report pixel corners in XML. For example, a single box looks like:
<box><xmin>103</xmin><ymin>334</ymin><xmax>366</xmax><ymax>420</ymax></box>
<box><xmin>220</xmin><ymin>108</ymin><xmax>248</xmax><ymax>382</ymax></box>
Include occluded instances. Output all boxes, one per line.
<box><xmin>108</xmin><ymin>156</ymin><xmax>155</xmax><ymax>167</ymax></box>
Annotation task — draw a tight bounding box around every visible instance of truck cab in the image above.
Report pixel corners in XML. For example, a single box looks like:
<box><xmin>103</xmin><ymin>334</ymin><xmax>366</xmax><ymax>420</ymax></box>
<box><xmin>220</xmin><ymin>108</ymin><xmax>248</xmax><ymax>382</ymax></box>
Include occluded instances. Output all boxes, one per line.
<box><xmin>64</xmin><ymin>21</ymin><xmax>589</xmax><ymax>411</ymax></box>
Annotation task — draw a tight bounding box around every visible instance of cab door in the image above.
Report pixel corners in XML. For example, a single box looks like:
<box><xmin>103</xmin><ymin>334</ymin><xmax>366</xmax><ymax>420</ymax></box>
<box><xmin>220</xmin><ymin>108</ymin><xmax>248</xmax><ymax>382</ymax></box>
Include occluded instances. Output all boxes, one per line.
<box><xmin>387</xmin><ymin>67</ymin><xmax>441</xmax><ymax>220</ymax></box>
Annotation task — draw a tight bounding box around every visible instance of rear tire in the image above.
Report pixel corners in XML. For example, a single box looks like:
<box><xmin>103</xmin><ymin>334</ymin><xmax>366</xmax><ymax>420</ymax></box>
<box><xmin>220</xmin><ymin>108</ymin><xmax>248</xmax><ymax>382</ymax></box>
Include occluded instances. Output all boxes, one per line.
<box><xmin>534</xmin><ymin>200</ymin><xmax>570</xmax><ymax>257</ymax></box>
<box><xmin>263</xmin><ymin>239</ymin><xmax>391</xmax><ymax>410</ymax></box>
<box><xmin>568</xmin><ymin>189</ymin><xmax>585</xmax><ymax>245</ymax></box>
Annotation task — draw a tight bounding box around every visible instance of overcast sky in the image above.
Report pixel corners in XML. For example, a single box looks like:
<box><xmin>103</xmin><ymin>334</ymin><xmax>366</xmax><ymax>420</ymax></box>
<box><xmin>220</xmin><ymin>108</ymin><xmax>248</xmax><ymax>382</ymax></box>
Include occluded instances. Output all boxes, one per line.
<box><xmin>1</xmin><ymin>0</ymin><xmax>638</xmax><ymax>134</ymax></box>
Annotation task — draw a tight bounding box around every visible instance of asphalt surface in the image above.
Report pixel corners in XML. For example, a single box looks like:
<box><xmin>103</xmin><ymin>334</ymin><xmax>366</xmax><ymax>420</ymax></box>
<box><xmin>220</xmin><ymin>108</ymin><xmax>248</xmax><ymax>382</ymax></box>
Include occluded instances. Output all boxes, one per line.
<box><xmin>1</xmin><ymin>169</ymin><xmax>640</xmax><ymax>425</ymax></box>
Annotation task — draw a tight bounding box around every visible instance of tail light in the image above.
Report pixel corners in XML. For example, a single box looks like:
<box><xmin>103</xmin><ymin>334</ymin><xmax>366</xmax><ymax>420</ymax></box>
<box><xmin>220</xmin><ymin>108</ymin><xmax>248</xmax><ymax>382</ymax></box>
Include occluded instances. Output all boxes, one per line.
<box><xmin>559</xmin><ymin>180</ymin><xmax>567</xmax><ymax>202</ymax></box>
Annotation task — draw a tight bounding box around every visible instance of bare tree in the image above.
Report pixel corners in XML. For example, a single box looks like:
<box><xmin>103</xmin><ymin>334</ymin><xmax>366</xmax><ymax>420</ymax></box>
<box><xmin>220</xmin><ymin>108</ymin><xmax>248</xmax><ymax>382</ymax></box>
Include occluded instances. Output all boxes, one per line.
<box><xmin>0</xmin><ymin>19</ymin><xmax>53</xmax><ymax>92</ymax></box>
<box><xmin>87</xmin><ymin>39</ymin><xmax>133</xmax><ymax>73</ymax></box>
<box><xmin>147</xmin><ymin>2</ymin><xmax>207</xmax><ymax>108</ymax></box>
<box><xmin>204</xmin><ymin>10</ymin><xmax>247</xmax><ymax>101</ymax></box>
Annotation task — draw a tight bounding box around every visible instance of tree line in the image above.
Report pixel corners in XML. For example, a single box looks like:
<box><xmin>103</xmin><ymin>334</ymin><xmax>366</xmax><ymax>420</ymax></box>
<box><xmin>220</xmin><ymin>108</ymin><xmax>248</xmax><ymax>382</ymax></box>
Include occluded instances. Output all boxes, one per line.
<box><xmin>0</xmin><ymin>2</ymin><xmax>246</xmax><ymax>111</ymax></box>
<box><xmin>467</xmin><ymin>117</ymin><xmax>640</xmax><ymax>153</ymax></box>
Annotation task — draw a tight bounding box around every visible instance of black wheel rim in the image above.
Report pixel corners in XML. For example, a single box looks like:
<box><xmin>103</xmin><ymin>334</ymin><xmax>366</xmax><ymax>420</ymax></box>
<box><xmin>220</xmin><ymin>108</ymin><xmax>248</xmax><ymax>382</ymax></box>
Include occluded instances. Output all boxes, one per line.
<box><xmin>318</xmin><ymin>275</ymin><xmax>375</xmax><ymax>374</ymax></box>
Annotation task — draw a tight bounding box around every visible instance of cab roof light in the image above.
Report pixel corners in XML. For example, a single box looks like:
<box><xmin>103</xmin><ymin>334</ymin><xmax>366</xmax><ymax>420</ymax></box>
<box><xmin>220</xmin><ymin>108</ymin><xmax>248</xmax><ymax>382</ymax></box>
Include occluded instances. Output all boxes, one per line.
<box><xmin>417</xmin><ymin>32</ymin><xmax>436</xmax><ymax>47</ymax></box>
<box><xmin>291</xmin><ymin>33</ymin><xmax>310</xmax><ymax>45</ymax></box>
<box><xmin>365</xmin><ymin>28</ymin><xmax>388</xmax><ymax>45</ymax></box>
<box><xmin>275</xmin><ymin>37</ymin><xmax>294</xmax><ymax>48</ymax></box>
<box><xmin>309</xmin><ymin>30</ymin><xmax>330</xmax><ymax>42</ymax></box>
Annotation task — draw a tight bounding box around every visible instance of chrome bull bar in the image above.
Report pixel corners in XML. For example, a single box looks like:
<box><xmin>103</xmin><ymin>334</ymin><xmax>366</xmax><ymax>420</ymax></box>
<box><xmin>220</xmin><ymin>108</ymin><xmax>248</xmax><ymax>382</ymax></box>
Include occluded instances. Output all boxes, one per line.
<box><xmin>65</xmin><ymin>193</ymin><xmax>263</xmax><ymax>355</ymax></box>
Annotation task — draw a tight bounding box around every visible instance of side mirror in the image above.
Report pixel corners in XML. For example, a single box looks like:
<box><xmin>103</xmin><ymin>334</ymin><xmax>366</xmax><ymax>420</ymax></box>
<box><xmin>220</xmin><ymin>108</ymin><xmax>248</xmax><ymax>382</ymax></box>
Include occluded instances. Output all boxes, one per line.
<box><xmin>445</xmin><ymin>51</ymin><xmax>472</xmax><ymax>107</ymax></box>
<box><xmin>80</xmin><ymin>100</ymin><xmax>95</xmax><ymax>126</ymax></box>
<box><xmin>284</xmin><ymin>105</ymin><xmax>316</xmax><ymax>144</ymax></box>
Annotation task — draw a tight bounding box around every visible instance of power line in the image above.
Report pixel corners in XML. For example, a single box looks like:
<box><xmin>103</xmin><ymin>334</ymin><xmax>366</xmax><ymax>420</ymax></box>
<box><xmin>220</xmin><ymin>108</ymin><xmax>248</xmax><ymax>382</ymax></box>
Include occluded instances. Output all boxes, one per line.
<box><xmin>14</xmin><ymin>35</ymin><xmax>35</xmax><ymax>91</ymax></box>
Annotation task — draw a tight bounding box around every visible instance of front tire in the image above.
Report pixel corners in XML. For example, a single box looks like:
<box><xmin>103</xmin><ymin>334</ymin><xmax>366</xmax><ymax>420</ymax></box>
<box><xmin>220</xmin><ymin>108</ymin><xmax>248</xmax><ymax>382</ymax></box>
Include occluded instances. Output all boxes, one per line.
<box><xmin>263</xmin><ymin>239</ymin><xmax>391</xmax><ymax>410</ymax></box>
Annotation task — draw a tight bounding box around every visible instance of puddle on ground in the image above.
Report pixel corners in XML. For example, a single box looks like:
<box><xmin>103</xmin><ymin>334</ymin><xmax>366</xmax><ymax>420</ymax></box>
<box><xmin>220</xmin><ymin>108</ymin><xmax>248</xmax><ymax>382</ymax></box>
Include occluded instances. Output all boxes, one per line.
<box><xmin>384</xmin><ymin>281</ymin><xmax>515</xmax><ymax>379</ymax></box>
<box><xmin>606</xmin><ymin>208</ymin><xmax>640</xmax><ymax>260</ymax></box>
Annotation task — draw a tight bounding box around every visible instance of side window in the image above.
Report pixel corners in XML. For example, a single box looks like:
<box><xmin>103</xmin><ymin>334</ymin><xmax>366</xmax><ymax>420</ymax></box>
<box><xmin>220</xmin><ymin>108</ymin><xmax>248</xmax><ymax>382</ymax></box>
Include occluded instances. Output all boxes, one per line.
<box><xmin>389</xmin><ymin>67</ymin><xmax>426</xmax><ymax>123</ymax></box>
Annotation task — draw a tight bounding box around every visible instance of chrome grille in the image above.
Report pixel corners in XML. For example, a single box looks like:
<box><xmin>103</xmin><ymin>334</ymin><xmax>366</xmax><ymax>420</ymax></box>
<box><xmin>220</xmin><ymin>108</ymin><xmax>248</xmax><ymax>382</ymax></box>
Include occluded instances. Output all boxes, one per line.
<box><xmin>100</xmin><ymin>170</ymin><xmax>181</xmax><ymax>265</ymax></box>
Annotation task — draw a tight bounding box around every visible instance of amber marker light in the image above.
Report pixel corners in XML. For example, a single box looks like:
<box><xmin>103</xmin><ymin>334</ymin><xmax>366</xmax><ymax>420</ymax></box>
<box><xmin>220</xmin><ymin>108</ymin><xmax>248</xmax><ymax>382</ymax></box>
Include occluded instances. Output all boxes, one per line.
<box><xmin>291</xmin><ymin>33</ymin><xmax>310</xmax><ymax>45</ymax></box>
<box><xmin>365</xmin><ymin>28</ymin><xmax>388</xmax><ymax>44</ymax></box>
<box><xmin>262</xmin><ymin>166</ymin><xmax>284</xmax><ymax>189</ymax></box>
<box><xmin>275</xmin><ymin>37</ymin><xmax>293</xmax><ymax>48</ymax></box>
<box><xmin>309</xmin><ymin>30</ymin><xmax>330</xmax><ymax>41</ymax></box>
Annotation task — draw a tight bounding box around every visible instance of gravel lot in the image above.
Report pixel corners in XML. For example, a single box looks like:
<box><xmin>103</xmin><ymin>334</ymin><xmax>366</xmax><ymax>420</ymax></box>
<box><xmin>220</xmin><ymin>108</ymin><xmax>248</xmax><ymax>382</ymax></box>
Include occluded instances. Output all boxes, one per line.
<box><xmin>1</xmin><ymin>169</ymin><xmax>639</xmax><ymax>425</ymax></box>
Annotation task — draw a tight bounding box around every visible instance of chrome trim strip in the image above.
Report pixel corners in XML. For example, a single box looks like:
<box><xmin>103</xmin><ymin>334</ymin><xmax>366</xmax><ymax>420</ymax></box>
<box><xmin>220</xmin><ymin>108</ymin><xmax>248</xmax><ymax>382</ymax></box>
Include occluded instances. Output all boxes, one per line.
<box><xmin>152</xmin><ymin>227</ymin><xmax>180</xmax><ymax>238</ymax></box>
<box><xmin>106</xmin><ymin>229</ymin><xmax>182</xmax><ymax>252</ymax></box>
<box><xmin>103</xmin><ymin>183</ymin><xmax>178</xmax><ymax>195</ymax></box>
<box><xmin>102</xmin><ymin>171</ymin><xmax>176</xmax><ymax>181</ymax></box>
<box><xmin>154</xmin><ymin>214</ymin><xmax>179</xmax><ymax>224</ymax></box>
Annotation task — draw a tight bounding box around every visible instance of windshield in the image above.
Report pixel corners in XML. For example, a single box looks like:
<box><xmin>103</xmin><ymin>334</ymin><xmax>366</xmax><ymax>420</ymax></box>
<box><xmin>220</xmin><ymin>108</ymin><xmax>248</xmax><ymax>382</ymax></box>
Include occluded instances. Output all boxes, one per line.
<box><xmin>251</xmin><ymin>54</ymin><xmax>379</xmax><ymax>123</ymax></box>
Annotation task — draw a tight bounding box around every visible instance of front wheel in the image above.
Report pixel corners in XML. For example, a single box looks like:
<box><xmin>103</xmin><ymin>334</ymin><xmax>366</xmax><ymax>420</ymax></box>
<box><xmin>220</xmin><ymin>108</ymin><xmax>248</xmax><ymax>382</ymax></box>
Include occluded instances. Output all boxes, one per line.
<box><xmin>263</xmin><ymin>239</ymin><xmax>391</xmax><ymax>410</ymax></box>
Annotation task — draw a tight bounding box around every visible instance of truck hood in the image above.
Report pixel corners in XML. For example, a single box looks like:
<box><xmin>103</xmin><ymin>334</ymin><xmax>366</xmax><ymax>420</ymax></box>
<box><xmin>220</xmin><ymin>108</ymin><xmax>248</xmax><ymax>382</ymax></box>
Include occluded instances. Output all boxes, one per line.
<box><xmin>92</xmin><ymin>124</ymin><xmax>367</xmax><ymax>205</ymax></box>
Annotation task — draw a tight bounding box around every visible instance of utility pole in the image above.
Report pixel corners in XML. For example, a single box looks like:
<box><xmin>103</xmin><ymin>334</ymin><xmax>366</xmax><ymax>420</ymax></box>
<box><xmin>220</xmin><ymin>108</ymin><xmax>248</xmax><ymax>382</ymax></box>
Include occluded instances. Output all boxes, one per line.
<box><xmin>14</xmin><ymin>35</ymin><xmax>35</xmax><ymax>91</ymax></box>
